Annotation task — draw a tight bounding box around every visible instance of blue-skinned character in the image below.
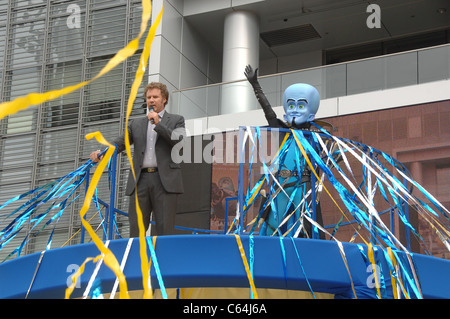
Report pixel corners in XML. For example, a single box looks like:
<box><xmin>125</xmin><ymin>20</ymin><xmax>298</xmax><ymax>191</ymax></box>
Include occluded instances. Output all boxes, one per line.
<box><xmin>282</xmin><ymin>83</ymin><xmax>320</xmax><ymax>126</ymax></box>
<box><xmin>245</xmin><ymin>65</ymin><xmax>324</xmax><ymax>237</ymax></box>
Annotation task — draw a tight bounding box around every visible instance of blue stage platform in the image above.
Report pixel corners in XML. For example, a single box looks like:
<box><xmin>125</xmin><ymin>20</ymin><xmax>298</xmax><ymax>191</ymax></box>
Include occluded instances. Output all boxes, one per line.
<box><xmin>1</xmin><ymin>235</ymin><xmax>449</xmax><ymax>299</ymax></box>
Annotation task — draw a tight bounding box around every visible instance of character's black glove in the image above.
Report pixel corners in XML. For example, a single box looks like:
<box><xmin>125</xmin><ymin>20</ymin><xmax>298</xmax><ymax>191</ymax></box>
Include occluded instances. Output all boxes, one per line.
<box><xmin>244</xmin><ymin>64</ymin><xmax>259</xmax><ymax>86</ymax></box>
<box><xmin>244</xmin><ymin>64</ymin><xmax>278</xmax><ymax>126</ymax></box>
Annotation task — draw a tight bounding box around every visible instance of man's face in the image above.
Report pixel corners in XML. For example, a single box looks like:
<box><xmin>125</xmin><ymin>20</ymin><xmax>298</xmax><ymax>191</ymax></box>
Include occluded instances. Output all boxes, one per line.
<box><xmin>146</xmin><ymin>88</ymin><xmax>166</xmax><ymax>113</ymax></box>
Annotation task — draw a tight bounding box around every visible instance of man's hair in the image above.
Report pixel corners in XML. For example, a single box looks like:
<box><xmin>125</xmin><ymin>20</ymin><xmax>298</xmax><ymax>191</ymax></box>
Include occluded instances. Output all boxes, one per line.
<box><xmin>144</xmin><ymin>82</ymin><xmax>169</xmax><ymax>105</ymax></box>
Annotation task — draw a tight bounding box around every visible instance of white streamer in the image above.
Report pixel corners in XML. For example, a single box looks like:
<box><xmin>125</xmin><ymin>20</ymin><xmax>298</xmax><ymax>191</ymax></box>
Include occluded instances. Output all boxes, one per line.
<box><xmin>110</xmin><ymin>238</ymin><xmax>133</xmax><ymax>299</ymax></box>
<box><xmin>83</xmin><ymin>240</ymin><xmax>110</xmax><ymax>299</ymax></box>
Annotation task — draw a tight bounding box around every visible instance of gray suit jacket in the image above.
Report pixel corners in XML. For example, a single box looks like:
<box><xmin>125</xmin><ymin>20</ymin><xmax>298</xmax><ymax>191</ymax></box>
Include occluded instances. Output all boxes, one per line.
<box><xmin>113</xmin><ymin>111</ymin><xmax>185</xmax><ymax>196</ymax></box>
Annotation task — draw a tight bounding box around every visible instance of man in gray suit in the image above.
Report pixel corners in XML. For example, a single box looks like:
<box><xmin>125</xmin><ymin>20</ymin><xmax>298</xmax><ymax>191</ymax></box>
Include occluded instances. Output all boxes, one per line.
<box><xmin>90</xmin><ymin>82</ymin><xmax>185</xmax><ymax>237</ymax></box>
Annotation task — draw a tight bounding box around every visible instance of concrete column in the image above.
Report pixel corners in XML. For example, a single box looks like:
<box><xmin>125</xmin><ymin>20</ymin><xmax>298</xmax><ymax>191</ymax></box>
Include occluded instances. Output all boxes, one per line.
<box><xmin>221</xmin><ymin>10</ymin><xmax>259</xmax><ymax>115</ymax></box>
<box><xmin>410</xmin><ymin>161</ymin><xmax>423</xmax><ymax>186</ymax></box>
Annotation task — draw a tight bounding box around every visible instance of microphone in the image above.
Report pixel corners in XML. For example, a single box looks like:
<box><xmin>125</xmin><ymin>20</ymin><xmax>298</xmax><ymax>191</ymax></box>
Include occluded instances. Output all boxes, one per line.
<box><xmin>147</xmin><ymin>106</ymin><xmax>155</xmax><ymax>124</ymax></box>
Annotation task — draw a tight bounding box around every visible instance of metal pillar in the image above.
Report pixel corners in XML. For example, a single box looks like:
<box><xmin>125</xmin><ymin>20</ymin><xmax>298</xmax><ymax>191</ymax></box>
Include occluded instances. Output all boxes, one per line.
<box><xmin>221</xmin><ymin>10</ymin><xmax>259</xmax><ymax>115</ymax></box>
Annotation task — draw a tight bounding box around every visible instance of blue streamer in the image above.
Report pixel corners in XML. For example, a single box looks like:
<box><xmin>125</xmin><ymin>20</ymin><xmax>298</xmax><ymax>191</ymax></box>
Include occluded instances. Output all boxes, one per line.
<box><xmin>89</xmin><ymin>279</ymin><xmax>104</xmax><ymax>299</ymax></box>
<box><xmin>249</xmin><ymin>234</ymin><xmax>255</xmax><ymax>299</ymax></box>
<box><xmin>290</xmin><ymin>237</ymin><xmax>315</xmax><ymax>298</ymax></box>
<box><xmin>146</xmin><ymin>237</ymin><xmax>167</xmax><ymax>299</ymax></box>
<box><xmin>233</xmin><ymin>124</ymin><xmax>445</xmax><ymax>300</ymax></box>
<box><xmin>0</xmin><ymin>159</ymin><xmax>96</xmax><ymax>260</ymax></box>
<box><xmin>279</xmin><ymin>237</ymin><xmax>288</xmax><ymax>287</ymax></box>
<box><xmin>390</xmin><ymin>249</ymin><xmax>422</xmax><ymax>299</ymax></box>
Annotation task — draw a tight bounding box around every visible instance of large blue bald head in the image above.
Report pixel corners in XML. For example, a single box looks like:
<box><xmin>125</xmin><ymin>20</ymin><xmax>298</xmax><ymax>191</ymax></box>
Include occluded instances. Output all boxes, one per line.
<box><xmin>282</xmin><ymin>83</ymin><xmax>320</xmax><ymax>126</ymax></box>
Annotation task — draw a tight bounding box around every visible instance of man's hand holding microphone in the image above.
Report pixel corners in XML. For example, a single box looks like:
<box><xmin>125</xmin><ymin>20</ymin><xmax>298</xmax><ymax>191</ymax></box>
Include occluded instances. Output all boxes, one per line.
<box><xmin>147</xmin><ymin>106</ymin><xmax>159</xmax><ymax>124</ymax></box>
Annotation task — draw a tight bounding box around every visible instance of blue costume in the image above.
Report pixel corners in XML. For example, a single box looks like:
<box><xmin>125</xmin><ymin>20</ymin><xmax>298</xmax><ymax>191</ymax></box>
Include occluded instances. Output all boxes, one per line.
<box><xmin>245</xmin><ymin>65</ymin><xmax>325</xmax><ymax>237</ymax></box>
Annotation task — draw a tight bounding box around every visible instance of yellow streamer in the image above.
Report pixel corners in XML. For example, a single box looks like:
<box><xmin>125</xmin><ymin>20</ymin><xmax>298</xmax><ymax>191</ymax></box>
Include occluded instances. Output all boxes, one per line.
<box><xmin>0</xmin><ymin>0</ymin><xmax>165</xmax><ymax>299</ymax></box>
<box><xmin>64</xmin><ymin>131</ymin><xmax>129</xmax><ymax>299</ymax></box>
<box><xmin>60</xmin><ymin>211</ymin><xmax>100</xmax><ymax>248</ymax></box>
<box><xmin>368</xmin><ymin>244</ymin><xmax>381</xmax><ymax>299</ymax></box>
<box><xmin>230</xmin><ymin>132</ymin><xmax>290</xmax><ymax>234</ymax></box>
<box><xmin>290</xmin><ymin>129</ymin><xmax>368</xmax><ymax>246</ymax></box>
<box><xmin>0</xmin><ymin>3</ymin><xmax>150</xmax><ymax>119</ymax></box>
<box><xmin>122</xmin><ymin>3</ymin><xmax>164</xmax><ymax>300</ymax></box>
<box><xmin>387</xmin><ymin>247</ymin><xmax>398</xmax><ymax>299</ymax></box>
<box><xmin>387</xmin><ymin>247</ymin><xmax>410</xmax><ymax>299</ymax></box>
<box><xmin>65</xmin><ymin>256</ymin><xmax>99</xmax><ymax>299</ymax></box>
<box><xmin>290</xmin><ymin>129</ymin><xmax>359</xmax><ymax>298</ymax></box>
<box><xmin>0</xmin><ymin>0</ymin><xmax>163</xmax><ymax>299</ymax></box>
<box><xmin>244</xmin><ymin>132</ymin><xmax>290</xmax><ymax>212</ymax></box>
<box><xmin>145</xmin><ymin>236</ymin><xmax>160</xmax><ymax>299</ymax></box>
<box><xmin>233</xmin><ymin>234</ymin><xmax>258</xmax><ymax>299</ymax></box>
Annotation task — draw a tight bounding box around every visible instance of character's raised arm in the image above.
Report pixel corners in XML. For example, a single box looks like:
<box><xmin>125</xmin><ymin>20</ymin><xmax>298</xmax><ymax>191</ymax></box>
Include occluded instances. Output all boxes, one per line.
<box><xmin>244</xmin><ymin>65</ymin><xmax>279</xmax><ymax>126</ymax></box>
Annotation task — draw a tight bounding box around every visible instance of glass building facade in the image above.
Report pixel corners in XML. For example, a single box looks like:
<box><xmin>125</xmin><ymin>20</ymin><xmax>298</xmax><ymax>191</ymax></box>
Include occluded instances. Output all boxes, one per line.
<box><xmin>0</xmin><ymin>0</ymin><xmax>152</xmax><ymax>257</ymax></box>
